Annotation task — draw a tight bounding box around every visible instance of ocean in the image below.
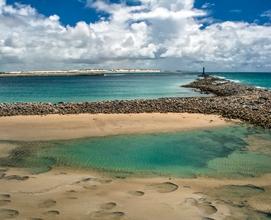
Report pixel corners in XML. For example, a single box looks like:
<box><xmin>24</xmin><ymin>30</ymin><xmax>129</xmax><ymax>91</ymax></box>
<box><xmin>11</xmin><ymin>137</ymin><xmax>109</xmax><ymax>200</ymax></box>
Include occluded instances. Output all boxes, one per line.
<box><xmin>212</xmin><ymin>72</ymin><xmax>271</xmax><ymax>89</ymax></box>
<box><xmin>0</xmin><ymin>72</ymin><xmax>270</xmax><ymax>103</ymax></box>
<box><xmin>0</xmin><ymin>72</ymin><xmax>201</xmax><ymax>103</ymax></box>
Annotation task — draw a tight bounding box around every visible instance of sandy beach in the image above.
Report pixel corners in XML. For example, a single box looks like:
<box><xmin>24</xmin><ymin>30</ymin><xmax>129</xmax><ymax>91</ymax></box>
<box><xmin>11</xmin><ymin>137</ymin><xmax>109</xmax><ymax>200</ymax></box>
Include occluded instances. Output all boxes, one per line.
<box><xmin>0</xmin><ymin>113</ymin><xmax>270</xmax><ymax>220</ymax></box>
<box><xmin>0</xmin><ymin>167</ymin><xmax>270</xmax><ymax>220</ymax></box>
<box><xmin>0</xmin><ymin>113</ymin><xmax>231</xmax><ymax>141</ymax></box>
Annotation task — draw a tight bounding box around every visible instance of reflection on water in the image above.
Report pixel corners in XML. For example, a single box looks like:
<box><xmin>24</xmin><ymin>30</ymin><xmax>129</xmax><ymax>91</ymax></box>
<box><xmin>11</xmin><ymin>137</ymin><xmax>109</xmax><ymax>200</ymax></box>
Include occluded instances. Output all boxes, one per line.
<box><xmin>1</xmin><ymin>125</ymin><xmax>271</xmax><ymax>178</ymax></box>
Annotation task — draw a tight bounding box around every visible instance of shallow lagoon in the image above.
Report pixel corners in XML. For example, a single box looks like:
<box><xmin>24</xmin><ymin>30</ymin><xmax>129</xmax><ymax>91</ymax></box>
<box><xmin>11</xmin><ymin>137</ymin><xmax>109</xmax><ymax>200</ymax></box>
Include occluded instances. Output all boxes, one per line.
<box><xmin>4</xmin><ymin>124</ymin><xmax>271</xmax><ymax>178</ymax></box>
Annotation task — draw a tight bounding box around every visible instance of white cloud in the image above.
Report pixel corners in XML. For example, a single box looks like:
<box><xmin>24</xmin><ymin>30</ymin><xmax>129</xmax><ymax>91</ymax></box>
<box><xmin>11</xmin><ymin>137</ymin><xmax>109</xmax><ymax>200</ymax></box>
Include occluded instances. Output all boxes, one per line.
<box><xmin>201</xmin><ymin>2</ymin><xmax>215</xmax><ymax>9</ymax></box>
<box><xmin>162</xmin><ymin>22</ymin><xmax>271</xmax><ymax>70</ymax></box>
<box><xmin>261</xmin><ymin>10</ymin><xmax>271</xmax><ymax>19</ymax></box>
<box><xmin>0</xmin><ymin>0</ymin><xmax>271</xmax><ymax>71</ymax></box>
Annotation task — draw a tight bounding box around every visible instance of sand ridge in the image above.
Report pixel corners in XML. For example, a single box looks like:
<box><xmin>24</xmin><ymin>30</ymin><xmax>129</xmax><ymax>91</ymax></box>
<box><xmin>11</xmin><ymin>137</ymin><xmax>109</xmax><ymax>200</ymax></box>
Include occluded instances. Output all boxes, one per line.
<box><xmin>0</xmin><ymin>113</ymin><xmax>233</xmax><ymax>141</ymax></box>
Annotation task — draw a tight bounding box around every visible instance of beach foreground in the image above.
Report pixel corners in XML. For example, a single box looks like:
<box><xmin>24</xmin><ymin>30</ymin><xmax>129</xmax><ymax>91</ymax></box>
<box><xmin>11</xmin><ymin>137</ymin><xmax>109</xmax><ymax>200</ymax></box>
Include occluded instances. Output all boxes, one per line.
<box><xmin>0</xmin><ymin>113</ymin><xmax>271</xmax><ymax>219</ymax></box>
<box><xmin>0</xmin><ymin>167</ymin><xmax>270</xmax><ymax>220</ymax></box>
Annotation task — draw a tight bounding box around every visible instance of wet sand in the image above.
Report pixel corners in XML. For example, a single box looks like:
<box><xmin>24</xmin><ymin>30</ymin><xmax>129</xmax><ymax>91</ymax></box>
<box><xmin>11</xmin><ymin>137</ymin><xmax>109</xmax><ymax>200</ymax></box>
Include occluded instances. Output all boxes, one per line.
<box><xmin>0</xmin><ymin>113</ymin><xmax>231</xmax><ymax>141</ymax></box>
<box><xmin>0</xmin><ymin>144</ymin><xmax>18</xmax><ymax>158</ymax></box>
<box><xmin>0</xmin><ymin>167</ymin><xmax>270</xmax><ymax>220</ymax></box>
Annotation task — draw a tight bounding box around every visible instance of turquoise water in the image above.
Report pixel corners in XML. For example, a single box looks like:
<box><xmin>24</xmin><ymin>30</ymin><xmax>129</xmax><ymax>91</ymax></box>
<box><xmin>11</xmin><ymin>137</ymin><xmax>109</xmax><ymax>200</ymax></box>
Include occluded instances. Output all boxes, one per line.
<box><xmin>4</xmin><ymin>125</ymin><xmax>271</xmax><ymax>178</ymax></box>
<box><xmin>212</xmin><ymin>72</ymin><xmax>271</xmax><ymax>89</ymax></box>
<box><xmin>1</xmin><ymin>72</ymin><xmax>270</xmax><ymax>103</ymax></box>
<box><xmin>0</xmin><ymin>72</ymin><xmax>200</xmax><ymax>103</ymax></box>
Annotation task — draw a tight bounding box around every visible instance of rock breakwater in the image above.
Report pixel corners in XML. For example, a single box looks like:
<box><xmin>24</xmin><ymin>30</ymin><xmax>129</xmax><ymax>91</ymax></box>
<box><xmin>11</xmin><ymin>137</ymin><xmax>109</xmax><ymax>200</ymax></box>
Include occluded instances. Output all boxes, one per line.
<box><xmin>0</xmin><ymin>76</ymin><xmax>270</xmax><ymax>128</ymax></box>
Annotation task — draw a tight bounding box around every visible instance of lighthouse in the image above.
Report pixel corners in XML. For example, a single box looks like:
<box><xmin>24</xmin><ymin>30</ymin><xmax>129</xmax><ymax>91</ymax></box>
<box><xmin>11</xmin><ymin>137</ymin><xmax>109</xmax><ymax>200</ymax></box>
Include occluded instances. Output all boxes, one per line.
<box><xmin>202</xmin><ymin>67</ymin><xmax>206</xmax><ymax>77</ymax></box>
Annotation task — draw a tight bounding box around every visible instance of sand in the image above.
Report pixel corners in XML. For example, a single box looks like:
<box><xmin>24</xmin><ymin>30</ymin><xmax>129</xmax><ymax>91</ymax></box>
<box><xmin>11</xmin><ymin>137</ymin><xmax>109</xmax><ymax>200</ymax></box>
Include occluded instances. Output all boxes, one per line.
<box><xmin>0</xmin><ymin>113</ymin><xmax>270</xmax><ymax>220</ymax></box>
<box><xmin>0</xmin><ymin>167</ymin><xmax>270</xmax><ymax>220</ymax></box>
<box><xmin>0</xmin><ymin>144</ymin><xmax>18</xmax><ymax>158</ymax></box>
<box><xmin>0</xmin><ymin>113</ymin><xmax>232</xmax><ymax>141</ymax></box>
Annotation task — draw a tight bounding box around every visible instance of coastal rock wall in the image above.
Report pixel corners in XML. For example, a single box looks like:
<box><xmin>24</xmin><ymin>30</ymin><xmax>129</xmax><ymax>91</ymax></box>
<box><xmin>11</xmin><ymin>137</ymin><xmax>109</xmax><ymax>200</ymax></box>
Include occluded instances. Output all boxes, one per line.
<box><xmin>183</xmin><ymin>76</ymin><xmax>258</xmax><ymax>96</ymax></box>
<box><xmin>0</xmin><ymin>76</ymin><xmax>270</xmax><ymax>128</ymax></box>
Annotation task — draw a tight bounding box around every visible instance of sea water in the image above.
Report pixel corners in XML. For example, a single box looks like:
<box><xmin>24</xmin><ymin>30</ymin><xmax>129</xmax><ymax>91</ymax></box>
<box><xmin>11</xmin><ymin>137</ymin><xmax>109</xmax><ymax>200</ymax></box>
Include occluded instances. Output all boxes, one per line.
<box><xmin>212</xmin><ymin>72</ymin><xmax>271</xmax><ymax>89</ymax></box>
<box><xmin>0</xmin><ymin>72</ymin><xmax>201</xmax><ymax>103</ymax></box>
<box><xmin>4</xmin><ymin>125</ymin><xmax>271</xmax><ymax>178</ymax></box>
<box><xmin>0</xmin><ymin>72</ymin><xmax>270</xmax><ymax>103</ymax></box>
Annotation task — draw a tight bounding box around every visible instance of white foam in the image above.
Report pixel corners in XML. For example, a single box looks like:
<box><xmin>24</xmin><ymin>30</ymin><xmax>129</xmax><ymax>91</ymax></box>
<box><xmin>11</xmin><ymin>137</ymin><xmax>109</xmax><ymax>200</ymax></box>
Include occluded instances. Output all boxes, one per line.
<box><xmin>213</xmin><ymin>75</ymin><xmax>241</xmax><ymax>83</ymax></box>
<box><xmin>213</xmin><ymin>75</ymin><xmax>226</xmax><ymax>80</ymax></box>
<box><xmin>255</xmin><ymin>86</ymin><xmax>267</xmax><ymax>89</ymax></box>
<box><xmin>229</xmin><ymin>79</ymin><xmax>241</xmax><ymax>83</ymax></box>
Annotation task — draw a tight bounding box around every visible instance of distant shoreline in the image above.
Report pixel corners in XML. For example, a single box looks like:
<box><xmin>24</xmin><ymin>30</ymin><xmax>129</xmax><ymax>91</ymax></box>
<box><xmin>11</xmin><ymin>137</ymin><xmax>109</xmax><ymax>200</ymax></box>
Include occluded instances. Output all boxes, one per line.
<box><xmin>0</xmin><ymin>69</ymin><xmax>161</xmax><ymax>77</ymax></box>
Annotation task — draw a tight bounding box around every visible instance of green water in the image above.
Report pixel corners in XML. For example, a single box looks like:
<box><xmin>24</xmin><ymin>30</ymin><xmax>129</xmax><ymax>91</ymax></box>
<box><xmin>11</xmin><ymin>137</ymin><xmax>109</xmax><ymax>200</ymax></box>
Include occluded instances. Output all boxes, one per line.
<box><xmin>3</xmin><ymin>125</ymin><xmax>271</xmax><ymax>178</ymax></box>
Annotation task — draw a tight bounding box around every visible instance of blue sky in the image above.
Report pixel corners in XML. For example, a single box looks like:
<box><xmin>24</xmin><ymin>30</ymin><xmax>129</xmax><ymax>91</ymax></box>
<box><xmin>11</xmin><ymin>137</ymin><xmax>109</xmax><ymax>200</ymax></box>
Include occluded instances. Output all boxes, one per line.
<box><xmin>6</xmin><ymin>0</ymin><xmax>142</xmax><ymax>25</ymax></box>
<box><xmin>196</xmin><ymin>0</ymin><xmax>271</xmax><ymax>24</ymax></box>
<box><xmin>1</xmin><ymin>0</ymin><xmax>271</xmax><ymax>71</ymax></box>
<box><xmin>7</xmin><ymin>0</ymin><xmax>271</xmax><ymax>26</ymax></box>
<box><xmin>6</xmin><ymin>0</ymin><xmax>100</xmax><ymax>25</ymax></box>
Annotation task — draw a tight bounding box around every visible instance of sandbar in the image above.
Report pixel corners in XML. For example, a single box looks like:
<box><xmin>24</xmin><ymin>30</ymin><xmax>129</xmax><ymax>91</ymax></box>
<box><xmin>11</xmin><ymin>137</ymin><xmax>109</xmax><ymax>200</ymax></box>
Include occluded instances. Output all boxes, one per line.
<box><xmin>0</xmin><ymin>113</ymin><xmax>233</xmax><ymax>141</ymax></box>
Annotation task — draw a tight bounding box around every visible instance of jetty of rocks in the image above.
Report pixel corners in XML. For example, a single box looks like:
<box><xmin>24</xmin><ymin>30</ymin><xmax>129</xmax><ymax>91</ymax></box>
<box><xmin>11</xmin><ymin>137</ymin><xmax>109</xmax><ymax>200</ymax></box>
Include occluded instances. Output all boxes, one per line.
<box><xmin>0</xmin><ymin>76</ymin><xmax>270</xmax><ymax>128</ymax></box>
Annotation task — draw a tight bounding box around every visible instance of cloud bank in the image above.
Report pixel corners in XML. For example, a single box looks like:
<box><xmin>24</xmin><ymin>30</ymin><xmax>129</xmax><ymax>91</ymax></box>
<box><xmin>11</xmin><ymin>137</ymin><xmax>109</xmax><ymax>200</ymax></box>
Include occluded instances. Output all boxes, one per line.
<box><xmin>0</xmin><ymin>0</ymin><xmax>271</xmax><ymax>71</ymax></box>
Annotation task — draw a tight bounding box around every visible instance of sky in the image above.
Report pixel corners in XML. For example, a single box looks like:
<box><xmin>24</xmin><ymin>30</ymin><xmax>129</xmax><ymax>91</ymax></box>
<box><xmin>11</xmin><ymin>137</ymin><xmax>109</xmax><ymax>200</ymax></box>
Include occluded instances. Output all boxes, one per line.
<box><xmin>0</xmin><ymin>0</ymin><xmax>271</xmax><ymax>71</ymax></box>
